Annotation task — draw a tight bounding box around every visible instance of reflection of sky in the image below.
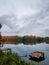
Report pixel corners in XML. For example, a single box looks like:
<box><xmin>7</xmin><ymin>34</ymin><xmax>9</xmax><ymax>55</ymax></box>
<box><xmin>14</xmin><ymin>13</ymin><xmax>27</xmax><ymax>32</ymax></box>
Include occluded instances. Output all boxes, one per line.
<box><xmin>0</xmin><ymin>0</ymin><xmax>49</xmax><ymax>37</ymax></box>
<box><xmin>2</xmin><ymin>43</ymin><xmax>49</xmax><ymax>65</ymax></box>
<box><xmin>3</xmin><ymin>43</ymin><xmax>49</xmax><ymax>54</ymax></box>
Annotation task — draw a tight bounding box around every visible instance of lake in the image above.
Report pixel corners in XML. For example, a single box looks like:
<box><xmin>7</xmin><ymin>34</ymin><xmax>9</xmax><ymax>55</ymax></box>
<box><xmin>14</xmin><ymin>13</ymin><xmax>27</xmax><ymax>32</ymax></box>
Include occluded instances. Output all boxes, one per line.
<box><xmin>3</xmin><ymin>42</ymin><xmax>49</xmax><ymax>65</ymax></box>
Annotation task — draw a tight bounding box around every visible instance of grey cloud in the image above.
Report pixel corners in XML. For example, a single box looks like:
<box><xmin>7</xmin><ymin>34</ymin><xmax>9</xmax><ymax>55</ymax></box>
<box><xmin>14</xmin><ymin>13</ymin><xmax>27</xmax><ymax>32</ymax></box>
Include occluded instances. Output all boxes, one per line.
<box><xmin>0</xmin><ymin>0</ymin><xmax>49</xmax><ymax>37</ymax></box>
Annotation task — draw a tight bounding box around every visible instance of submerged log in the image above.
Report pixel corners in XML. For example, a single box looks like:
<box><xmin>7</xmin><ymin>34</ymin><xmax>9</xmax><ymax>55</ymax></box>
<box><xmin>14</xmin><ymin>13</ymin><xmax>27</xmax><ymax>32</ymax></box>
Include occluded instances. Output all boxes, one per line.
<box><xmin>29</xmin><ymin>51</ymin><xmax>45</xmax><ymax>62</ymax></box>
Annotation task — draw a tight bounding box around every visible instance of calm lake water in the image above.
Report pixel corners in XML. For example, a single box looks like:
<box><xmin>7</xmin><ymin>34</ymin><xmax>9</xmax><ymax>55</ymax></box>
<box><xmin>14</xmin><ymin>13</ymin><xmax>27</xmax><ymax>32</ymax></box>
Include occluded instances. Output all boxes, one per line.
<box><xmin>3</xmin><ymin>43</ymin><xmax>49</xmax><ymax>65</ymax></box>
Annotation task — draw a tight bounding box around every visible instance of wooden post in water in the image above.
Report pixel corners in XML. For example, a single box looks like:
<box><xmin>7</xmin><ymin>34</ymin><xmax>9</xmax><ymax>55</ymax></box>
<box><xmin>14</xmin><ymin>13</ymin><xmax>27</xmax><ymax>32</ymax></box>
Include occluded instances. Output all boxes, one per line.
<box><xmin>0</xmin><ymin>24</ymin><xmax>3</xmax><ymax>47</ymax></box>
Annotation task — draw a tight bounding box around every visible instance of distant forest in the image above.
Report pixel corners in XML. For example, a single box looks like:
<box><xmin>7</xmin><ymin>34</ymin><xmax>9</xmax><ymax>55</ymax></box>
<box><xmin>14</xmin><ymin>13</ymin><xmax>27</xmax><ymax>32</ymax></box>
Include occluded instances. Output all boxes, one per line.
<box><xmin>1</xmin><ymin>35</ymin><xmax>49</xmax><ymax>44</ymax></box>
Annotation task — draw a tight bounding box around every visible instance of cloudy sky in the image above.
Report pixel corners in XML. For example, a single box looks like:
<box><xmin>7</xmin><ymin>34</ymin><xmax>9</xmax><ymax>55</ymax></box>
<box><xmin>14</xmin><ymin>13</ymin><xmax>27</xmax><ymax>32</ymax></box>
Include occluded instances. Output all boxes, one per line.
<box><xmin>0</xmin><ymin>0</ymin><xmax>49</xmax><ymax>37</ymax></box>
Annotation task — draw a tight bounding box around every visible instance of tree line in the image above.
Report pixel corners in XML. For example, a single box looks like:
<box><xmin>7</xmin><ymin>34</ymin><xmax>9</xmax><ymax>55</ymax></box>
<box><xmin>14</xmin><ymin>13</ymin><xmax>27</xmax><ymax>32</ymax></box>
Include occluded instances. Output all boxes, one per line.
<box><xmin>1</xmin><ymin>35</ymin><xmax>49</xmax><ymax>44</ymax></box>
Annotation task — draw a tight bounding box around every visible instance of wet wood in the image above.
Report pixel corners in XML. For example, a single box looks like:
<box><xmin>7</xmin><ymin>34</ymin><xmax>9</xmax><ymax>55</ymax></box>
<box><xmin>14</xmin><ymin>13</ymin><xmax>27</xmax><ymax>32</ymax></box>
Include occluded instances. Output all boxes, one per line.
<box><xmin>29</xmin><ymin>51</ymin><xmax>44</xmax><ymax>59</ymax></box>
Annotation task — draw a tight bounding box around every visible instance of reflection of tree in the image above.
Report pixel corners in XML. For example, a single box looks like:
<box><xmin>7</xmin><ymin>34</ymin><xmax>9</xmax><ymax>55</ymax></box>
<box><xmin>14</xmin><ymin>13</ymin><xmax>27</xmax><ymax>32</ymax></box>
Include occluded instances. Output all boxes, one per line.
<box><xmin>2</xmin><ymin>35</ymin><xmax>45</xmax><ymax>45</ymax></box>
<box><xmin>44</xmin><ymin>37</ymin><xmax>49</xmax><ymax>43</ymax></box>
<box><xmin>22</xmin><ymin>36</ymin><xmax>44</xmax><ymax>44</ymax></box>
<box><xmin>2</xmin><ymin>36</ymin><xmax>21</xmax><ymax>44</ymax></box>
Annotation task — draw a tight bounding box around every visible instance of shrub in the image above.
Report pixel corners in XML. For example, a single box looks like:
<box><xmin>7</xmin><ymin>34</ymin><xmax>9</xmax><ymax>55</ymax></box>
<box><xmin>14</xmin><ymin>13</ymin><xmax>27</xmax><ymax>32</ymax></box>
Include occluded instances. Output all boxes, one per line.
<box><xmin>0</xmin><ymin>50</ymin><xmax>36</xmax><ymax>65</ymax></box>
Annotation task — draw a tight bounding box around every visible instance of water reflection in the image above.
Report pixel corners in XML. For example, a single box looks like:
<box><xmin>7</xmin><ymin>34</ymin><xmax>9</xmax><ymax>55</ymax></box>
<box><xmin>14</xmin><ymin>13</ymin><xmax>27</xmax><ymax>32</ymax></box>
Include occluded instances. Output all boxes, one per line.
<box><xmin>2</xmin><ymin>43</ymin><xmax>49</xmax><ymax>65</ymax></box>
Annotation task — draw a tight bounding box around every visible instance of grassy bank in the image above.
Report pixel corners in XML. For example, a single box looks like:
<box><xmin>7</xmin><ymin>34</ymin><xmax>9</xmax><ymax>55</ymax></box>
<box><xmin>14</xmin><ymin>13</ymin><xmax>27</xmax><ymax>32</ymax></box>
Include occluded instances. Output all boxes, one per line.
<box><xmin>0</xmin><ymin>50</ymin><xmax>35</xmax><ymax>65</ymax></box>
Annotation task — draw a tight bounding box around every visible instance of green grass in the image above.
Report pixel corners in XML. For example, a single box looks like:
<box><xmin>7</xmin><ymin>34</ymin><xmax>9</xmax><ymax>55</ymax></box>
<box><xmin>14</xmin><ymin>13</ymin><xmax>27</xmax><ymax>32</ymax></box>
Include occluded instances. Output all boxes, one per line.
<box><xmin>0</xmin><ymin>50</ymin><xmax>36</xmax><ymax>65</ymax></box>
